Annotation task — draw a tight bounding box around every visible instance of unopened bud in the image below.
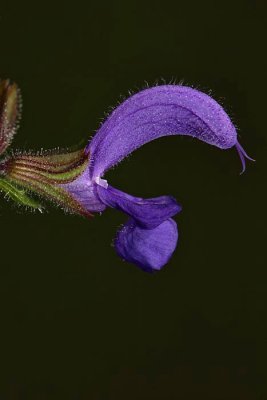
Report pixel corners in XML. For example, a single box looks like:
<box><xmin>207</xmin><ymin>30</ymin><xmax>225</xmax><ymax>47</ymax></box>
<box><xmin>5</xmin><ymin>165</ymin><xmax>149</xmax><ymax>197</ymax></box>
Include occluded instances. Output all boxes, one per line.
<box><xmin>0</xmin><ymin>79</ymin><xmax>21</xmax><ymax>156</ymax></box>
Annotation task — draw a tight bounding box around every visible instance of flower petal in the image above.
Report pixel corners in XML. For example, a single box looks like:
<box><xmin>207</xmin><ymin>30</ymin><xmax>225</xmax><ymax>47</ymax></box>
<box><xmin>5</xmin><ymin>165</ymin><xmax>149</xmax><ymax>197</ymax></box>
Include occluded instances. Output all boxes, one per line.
<box><xmin>97</xmin><ymin>183</ymin><xmax>181</xmax><ymax>229</ymax></box>
<box><xmin>115</xmin><ymin>218</ymin><xmax>178</xmax><ymax>272</ymax></box>
<box><xmin>87</xmin><ymin>85</ymin><xmax>237</xmax><ymax>178</ymax></box>
<box><xmin>61</xmin><ymin>169</ymin><xmax>106</xmax><ymax>213</ymax></box>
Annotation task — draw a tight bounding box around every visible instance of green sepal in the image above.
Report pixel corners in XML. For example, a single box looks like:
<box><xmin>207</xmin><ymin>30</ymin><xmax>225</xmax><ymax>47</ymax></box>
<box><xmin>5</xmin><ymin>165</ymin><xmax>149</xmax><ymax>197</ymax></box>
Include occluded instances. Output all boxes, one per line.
<box><xmin>3</xmin><ymin>148</ymin><xmax>92</xmax><ymax>217</ymax></box>
<box><xmin>0</xmin><ymin>177</ymin><xmax>43</xmax><ymax>210</ymax></box>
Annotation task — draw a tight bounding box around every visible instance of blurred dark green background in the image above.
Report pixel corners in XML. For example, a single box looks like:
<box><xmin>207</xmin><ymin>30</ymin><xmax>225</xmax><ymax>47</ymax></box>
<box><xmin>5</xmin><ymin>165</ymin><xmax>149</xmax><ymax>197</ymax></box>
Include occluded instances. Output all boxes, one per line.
<box><xmin>0</xmin><ymin>1</ymin><xmax>266</xmax><ymax>399</ymax></box>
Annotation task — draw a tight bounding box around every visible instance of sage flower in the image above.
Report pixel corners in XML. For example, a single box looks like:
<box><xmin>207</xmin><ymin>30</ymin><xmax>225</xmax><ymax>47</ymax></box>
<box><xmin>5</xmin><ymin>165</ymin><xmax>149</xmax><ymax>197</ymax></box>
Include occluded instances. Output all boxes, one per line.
<box><xmin>0</xmin><ymin>80</ymin><xmax>253</xmax><ymax>272</ymax></box>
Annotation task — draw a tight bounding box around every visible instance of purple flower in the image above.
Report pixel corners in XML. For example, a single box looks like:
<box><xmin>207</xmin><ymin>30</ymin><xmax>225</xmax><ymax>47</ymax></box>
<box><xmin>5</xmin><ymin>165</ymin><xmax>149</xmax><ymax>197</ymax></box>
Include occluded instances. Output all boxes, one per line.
<box><xmin>59</xmin><ymin>85</ymin><xmax>253</xmax><ymax>272</ymax></box>
<box><xmin>0</xmin><ymin>82</ymin><xmax>254</xmax><ymax>272</ymax></box>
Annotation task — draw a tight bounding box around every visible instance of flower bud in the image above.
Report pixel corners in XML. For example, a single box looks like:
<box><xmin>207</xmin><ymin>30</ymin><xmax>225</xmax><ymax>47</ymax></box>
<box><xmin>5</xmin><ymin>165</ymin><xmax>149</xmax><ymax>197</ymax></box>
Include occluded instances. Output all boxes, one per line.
<box><xmin>0</xmin><ymin>79</ymin><xmax>21</xmax><ymax>156</ymax></box>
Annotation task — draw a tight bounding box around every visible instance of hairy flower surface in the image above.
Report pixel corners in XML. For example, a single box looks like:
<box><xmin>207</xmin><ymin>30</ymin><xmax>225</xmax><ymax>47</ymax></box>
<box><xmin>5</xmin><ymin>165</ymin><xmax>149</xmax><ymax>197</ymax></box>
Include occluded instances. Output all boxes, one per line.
<box><xmin>0</xmin><ymin>80</ymin><xmax>254</xmax><ymax>272</ymax></box>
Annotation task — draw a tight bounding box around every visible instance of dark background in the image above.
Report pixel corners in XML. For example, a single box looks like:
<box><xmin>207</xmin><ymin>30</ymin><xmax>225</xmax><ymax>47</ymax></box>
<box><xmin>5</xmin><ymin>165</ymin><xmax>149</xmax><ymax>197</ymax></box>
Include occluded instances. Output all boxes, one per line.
<box><xmin>0</xmin><ymin>1</ymin><xmax>266</xmax><ymax>399</ymax></box>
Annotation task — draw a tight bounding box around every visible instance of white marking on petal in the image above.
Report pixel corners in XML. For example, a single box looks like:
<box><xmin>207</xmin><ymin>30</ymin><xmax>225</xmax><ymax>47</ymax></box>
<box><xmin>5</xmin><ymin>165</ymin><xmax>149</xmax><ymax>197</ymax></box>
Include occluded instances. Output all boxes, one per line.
<box><xmin>95</xmin><ymin>177</ymin><xmax>108</xmax><ymax>189</ymax></box>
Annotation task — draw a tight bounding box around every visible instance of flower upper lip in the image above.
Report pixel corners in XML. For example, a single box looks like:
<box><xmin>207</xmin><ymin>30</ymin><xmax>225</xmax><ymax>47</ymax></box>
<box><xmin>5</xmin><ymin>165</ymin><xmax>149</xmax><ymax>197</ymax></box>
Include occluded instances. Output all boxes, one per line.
<box><xmin>87</xmin><ymin>85</ymin><xmax>238</xmax><ymax>179</ymax></box>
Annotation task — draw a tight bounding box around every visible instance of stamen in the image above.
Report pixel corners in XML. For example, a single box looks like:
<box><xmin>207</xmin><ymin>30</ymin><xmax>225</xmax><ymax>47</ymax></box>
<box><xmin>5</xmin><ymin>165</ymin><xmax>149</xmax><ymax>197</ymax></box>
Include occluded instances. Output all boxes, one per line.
<box><xmin>235</xmin><ymin>141</ymin><xmax>255</xmax><ymax>175</ymax></box>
